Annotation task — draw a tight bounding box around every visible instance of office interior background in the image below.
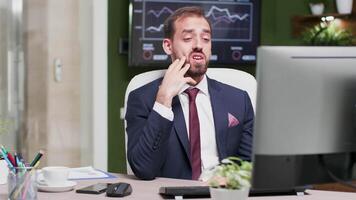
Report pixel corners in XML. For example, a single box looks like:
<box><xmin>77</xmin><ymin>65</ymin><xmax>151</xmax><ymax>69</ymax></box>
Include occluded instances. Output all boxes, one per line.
<box><xmin>0</xmin><ymin>0</ymin><xmax>355</xmax><ymax>174</ymax></box>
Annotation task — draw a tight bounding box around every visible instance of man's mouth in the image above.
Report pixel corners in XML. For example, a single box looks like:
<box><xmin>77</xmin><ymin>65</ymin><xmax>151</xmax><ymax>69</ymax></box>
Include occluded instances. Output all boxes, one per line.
<box><xmin>190</xmin><ymin>53</ymin><xmax>205</xmax><ymax>61</ymax></box>
<box><xmin>192</xmin><ymin>55</ymin><xmax>203</xmax><ymax>60</ymax></box>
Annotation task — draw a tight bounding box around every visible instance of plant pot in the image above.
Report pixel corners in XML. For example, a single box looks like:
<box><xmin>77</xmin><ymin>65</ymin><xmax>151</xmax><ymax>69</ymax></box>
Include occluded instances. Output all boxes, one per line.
<box><xmin>309</xmin><ymin>3</ymin><xmax>325</xmax><ymax>15</ymax></box>
<box><xmin>336</xmin><ymin>0</ymin><xmax>353</xmax><ymax>14</ymax></box>
<box><xmin>210</xmin><ymin>187</ymin><xmax>249</xmax><ymax>200</ymax></box>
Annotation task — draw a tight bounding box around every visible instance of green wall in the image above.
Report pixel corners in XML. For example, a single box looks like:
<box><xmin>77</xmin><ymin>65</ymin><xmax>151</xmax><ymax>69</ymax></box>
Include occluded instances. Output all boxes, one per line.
<box><xmin>107</xmin><ymin>0</ymin><xmax>336</xmax><ymax>173</ymax></box>
<box><xmin>108</xmin><ymin>0</ymin><xmax>156</xmax><ymax>173</ymax></box>
<box><xmin>108</xmin><ymin>0</ymin><xmax>129</xmax><ymax>173</ymax></box>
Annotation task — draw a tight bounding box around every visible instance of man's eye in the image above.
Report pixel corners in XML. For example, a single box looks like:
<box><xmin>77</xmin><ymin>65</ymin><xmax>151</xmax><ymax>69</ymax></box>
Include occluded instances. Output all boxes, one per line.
<box><xmin>203</xmin><ymin>38</ymin><xmax>210</xmax><ymax>42</ymax></box>
<box><xmin>183</xmin><ymin>38</ymin><xmax>192</xmax><ymax>41</ymax></box>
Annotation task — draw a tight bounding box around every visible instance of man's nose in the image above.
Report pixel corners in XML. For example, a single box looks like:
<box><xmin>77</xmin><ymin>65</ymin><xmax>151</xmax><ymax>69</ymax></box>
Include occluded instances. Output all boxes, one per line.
<box><xmin>193</xmin><ymin>38</ymin><xmax>203</xmax><ymax>51</ymax></box>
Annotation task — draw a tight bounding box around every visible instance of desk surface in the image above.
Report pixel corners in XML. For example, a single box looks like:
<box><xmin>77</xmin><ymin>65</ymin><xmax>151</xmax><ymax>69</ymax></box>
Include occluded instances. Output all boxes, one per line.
<box><xmin>1</xmin><ymin>173</ymin><xmax>356</xmax><ymax>200</ymax></box>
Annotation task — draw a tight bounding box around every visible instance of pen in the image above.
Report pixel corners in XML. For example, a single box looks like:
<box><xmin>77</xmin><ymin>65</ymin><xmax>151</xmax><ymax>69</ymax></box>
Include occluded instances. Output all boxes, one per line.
<box><xmin>0</xmin><ymin>148</ymin><xmax>14</xmax><ymax>169</ymax></box>
<box><xmin>15</xmin><ymin>154</ymin><xmax>24</xmax><ymax>167</ymax></box>
<box><xmin>21</xmin><ymin>161</ymin><xmax>41</xmax><ymax>200</ymax></box>
<box><xmin>0</xmin><ymin>145</ymin><xmax>7</xmax><ymax>155</ymax></box>
<box><xmin>7</xmin><ymin>152</ymin><xmax>16</xmax><ymax>167</ymax></box>
<box><xmin>30</xmin><ymin>150</ymin><xmax>44</xmax><ymax>167</ymax></box>
<box><xmin>1</xmin><ymin>146</ymin><xmax>16</xmax><ymax>166</ymax></box>
<box><xmin>17</xmin><ymin>153</ymin><xmax>25</xmax><ymax>165</ymax></box>
<box><xmin>33</xmin><ymin>161</ymin><xmax>40</xmax><ymax>169</ymax></box>
<box><xmin>14</xmin><ymin>153</ymin><xmax>19</xmax><ymax>167</ymax></box>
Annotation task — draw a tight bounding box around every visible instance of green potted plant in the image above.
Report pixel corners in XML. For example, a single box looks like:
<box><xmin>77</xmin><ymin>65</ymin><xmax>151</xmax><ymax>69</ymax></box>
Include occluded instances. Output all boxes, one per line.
<box><xmin>307</xmin><ymin>0</ymin><xmax>327</xmax><ymax>15</ymax></box>
<box><xmin>200</xmin><ymin>157</ymin><xmax>252</xmax><ymax>200</ymax></box>
<box><xmin>301</xmin><ymin>22</ymin><xmax>354</xmax><ymax>46</ymax></box>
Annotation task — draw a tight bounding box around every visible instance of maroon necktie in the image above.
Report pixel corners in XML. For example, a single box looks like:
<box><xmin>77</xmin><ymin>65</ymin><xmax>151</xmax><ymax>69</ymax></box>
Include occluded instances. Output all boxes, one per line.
<box><xmin>185</xmin><ymin>88</ymin><xmax>201</xmax><ymax>180</ymax></box>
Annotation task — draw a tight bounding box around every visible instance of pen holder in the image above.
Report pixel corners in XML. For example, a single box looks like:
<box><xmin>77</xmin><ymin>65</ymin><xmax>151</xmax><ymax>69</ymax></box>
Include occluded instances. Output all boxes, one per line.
<box><xmin>8</xmin><ymin>167</ymin><xmax>38</xmax><ymax>200</ymax></box>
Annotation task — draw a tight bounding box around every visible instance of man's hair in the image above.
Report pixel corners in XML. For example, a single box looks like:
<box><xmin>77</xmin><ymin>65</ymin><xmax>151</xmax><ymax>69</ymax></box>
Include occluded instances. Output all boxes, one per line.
<box><xmin>163</xmin><ymin>6</ymin><xmax>211</xmax><ymax>39</ymax></box>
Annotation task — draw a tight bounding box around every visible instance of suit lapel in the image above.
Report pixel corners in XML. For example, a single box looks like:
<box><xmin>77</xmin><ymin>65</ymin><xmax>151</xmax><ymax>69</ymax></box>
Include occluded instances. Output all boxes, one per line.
<box><xmin>172</xmin><ymin>96</ymin><xmax>190</xmax><ymax>161</ymax></box>
<box><xmin>208</xmin><ymin>78</ymin><xmax>228</xmax><ymax>160</ymax></box>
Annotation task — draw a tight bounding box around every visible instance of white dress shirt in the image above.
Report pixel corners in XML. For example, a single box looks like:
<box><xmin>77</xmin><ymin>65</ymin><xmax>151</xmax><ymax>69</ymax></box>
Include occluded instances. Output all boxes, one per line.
<box><xmin>153</xmin><ymin>75</ymin><xmax>219</xmax><ymax>171</ymax></box>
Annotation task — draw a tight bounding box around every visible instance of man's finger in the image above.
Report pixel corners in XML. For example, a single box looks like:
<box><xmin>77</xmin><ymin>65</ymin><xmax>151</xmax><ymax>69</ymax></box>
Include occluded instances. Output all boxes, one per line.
<box><xmin>172</xmin><ymin>57</ymin><xmax>186</xmax><ymax>72</ymax></box>
<box><xmin>184</xmin><ymin>77</ymin><xmax>197</xmax><ymax>86</ymax></box>
<box><xmin>167</xmin><ymin>58</ymin><xmax>180</xmax><ymax>73</ymax></box>
<box><xmin>180</xmin><ymin>63</ymin><xmax>190</xmax><ymax>75</ymax></box>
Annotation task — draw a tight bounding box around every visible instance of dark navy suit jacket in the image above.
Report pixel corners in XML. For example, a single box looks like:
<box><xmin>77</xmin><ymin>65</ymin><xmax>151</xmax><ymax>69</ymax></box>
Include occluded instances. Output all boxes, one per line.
<box><xmin>125</xmin><ymin>76</ymin><xmax>254</xmax><ymax>180</ymax></box>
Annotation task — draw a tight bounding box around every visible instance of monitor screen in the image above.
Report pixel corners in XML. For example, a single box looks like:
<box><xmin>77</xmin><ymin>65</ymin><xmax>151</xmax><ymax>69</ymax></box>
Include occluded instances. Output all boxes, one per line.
<box><xmin>129</xmin><ymin>0</ymin><xmax>260</xmax><ymax>67</ymax></box>
<box><xmin>252</xmin><ymin>46</ymin><xmax>356</xmax><ymax>192</ymax></box>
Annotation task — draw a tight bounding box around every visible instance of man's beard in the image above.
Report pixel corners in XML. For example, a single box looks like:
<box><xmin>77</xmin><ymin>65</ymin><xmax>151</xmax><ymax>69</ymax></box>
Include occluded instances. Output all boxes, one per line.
<box><xmin>184</xmin><ymin>50</ymin><xmax>209</xmax><ymax>78</ymax></box>
<box><xmin>185</xmin><ymin>61</ymin><xmax>208</xmax><ymax>78</ymax></box>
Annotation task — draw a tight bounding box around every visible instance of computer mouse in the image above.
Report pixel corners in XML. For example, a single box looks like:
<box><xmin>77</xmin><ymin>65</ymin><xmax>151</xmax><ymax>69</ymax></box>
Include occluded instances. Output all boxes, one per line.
<box><xmin>106</xmin><ymin>182</ymin><xmax>132</xmax><ymax>197</ymax></box>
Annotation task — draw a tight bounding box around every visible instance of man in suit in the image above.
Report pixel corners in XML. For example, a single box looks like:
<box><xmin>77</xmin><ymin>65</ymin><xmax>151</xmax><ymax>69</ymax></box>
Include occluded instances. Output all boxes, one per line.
<box><xmin>125</xmin><ymin>6</ymin><xmax>254</xmax><ymax>180</ymax></box>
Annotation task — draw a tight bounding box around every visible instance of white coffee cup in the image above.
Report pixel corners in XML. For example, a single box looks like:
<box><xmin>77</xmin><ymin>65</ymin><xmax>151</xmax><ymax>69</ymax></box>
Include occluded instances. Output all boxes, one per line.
<box><xmin>40</xmin><ymin>166</ymin><xmax>69</xmax><ymax>186</ymax></box>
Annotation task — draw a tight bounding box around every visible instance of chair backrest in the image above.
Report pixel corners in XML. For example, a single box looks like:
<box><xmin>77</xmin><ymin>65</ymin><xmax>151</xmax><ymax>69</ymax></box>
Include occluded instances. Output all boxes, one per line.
<box><xmin>123</xmin><ymin>68</ymin><xmax>257</xmax><ymax>174</ymax></box>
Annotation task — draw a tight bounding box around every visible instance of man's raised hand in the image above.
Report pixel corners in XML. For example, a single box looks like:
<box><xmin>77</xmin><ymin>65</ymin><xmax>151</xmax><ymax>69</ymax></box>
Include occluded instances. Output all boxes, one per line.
<box><xmin>156</xmin><ymin>57</ymin><xmax>196</xmax><ymax>108</ymax></box>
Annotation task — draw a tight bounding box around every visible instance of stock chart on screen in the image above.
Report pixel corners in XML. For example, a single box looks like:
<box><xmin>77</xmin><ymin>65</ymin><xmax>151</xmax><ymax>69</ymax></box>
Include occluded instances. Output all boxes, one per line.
<box><xmin>129</xmin><ymin>0</ymin><xmax>260</xmax><ymax>67</ymax></box>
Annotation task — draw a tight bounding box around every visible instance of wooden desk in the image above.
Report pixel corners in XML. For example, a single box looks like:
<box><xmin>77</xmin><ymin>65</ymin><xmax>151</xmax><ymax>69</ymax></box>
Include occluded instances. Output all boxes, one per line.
<box><xmin>314</xmin><ymin>182</ymin><xmax>356</xmax><ymax>193</ymax></box>
<box><xmin>1</xmin><ymin>174</ymin><xmax>356</xmax><ymax>199</ymax></box>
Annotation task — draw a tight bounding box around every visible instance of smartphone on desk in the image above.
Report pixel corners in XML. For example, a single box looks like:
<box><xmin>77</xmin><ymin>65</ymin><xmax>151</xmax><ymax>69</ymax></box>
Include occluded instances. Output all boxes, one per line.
<box><xmin>76</xmin><ymin>183</ymin><xmax>110</xmax><ymax>194</ymax></box>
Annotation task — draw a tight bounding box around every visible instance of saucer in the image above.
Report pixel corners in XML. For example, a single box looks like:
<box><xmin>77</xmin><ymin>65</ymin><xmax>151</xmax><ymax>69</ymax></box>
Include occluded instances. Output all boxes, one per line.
<box><xmin>37</xmin><ymin>180</ymin><xmax>77</xmax><ymax>192</ymax></box>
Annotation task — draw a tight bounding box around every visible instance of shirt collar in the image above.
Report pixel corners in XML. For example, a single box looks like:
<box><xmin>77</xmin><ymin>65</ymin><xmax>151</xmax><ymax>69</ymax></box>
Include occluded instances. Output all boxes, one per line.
<box><xmin>179</xmin><ymin>75</ymin><xmax>209</xmax><ymax>95</ymax></box>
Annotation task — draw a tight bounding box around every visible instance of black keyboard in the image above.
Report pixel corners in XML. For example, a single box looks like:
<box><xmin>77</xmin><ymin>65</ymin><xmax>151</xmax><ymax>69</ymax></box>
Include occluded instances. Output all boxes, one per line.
<box><xmin>159</xmin><ymin>186</ymin><xmax>210</xmax><ymax>199</ymax></box>
<box><xmin>159</xmin><ymin>186</ymin><xmax>308</xmax><ymax>198</ymax></box>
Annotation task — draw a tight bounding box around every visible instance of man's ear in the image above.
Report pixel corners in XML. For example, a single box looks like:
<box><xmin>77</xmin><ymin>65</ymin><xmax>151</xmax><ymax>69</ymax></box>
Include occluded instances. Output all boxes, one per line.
<box><xmin>162</xmin><ymin>38</ymin><xmax>172</xmax><ymax>55</ymax></box>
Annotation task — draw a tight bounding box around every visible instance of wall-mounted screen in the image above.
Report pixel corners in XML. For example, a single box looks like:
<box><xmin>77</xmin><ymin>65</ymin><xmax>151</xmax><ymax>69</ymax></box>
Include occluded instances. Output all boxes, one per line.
<box><xmin>129</xmin><ymin>0</ymin><xmax>260</xmax><ymax>67</ymax></box>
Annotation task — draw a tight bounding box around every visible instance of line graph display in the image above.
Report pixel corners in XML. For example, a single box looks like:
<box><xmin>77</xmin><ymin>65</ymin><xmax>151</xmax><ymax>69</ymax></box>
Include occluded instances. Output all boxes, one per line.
<box><xmin>147</xmin><ymin>6</ymin><xmax>173</xmax><ymax>18</ymax></box>
<box><xmin>129</xmin><ymin>0</ymin><xmax>260</xmax><ymax>67</ymax></box>
<box><xmin>143</xmin><ymin>1</ymin><xmax>253</xmax><ymax>41</ymax></box>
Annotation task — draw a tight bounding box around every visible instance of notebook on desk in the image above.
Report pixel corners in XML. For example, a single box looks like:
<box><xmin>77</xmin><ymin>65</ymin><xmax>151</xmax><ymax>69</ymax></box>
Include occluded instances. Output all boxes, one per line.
<box><xmin>68</xmin><ymin>166</ymin><xmax>116</xmax><ymax>180</ymax></box>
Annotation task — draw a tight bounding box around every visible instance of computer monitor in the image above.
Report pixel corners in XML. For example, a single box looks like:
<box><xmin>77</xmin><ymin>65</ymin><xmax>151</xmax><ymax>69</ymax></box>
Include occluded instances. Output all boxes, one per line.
<box><xmin>252</xmin><ymin>46</ymin><xmax>356</xmax><ymax>193</ymax></box>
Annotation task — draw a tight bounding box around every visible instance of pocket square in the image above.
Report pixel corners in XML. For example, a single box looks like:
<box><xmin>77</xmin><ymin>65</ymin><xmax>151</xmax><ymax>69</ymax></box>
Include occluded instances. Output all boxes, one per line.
<box><xmin>228</xmin><ymin>113</ymin><xmax>239</xmax><ymax>128</ymax></box>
